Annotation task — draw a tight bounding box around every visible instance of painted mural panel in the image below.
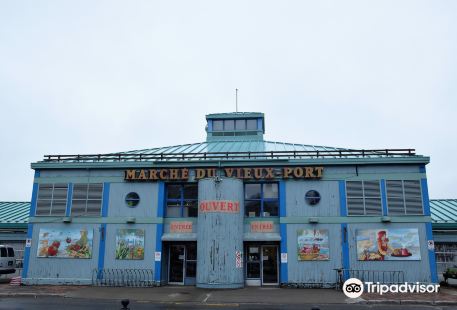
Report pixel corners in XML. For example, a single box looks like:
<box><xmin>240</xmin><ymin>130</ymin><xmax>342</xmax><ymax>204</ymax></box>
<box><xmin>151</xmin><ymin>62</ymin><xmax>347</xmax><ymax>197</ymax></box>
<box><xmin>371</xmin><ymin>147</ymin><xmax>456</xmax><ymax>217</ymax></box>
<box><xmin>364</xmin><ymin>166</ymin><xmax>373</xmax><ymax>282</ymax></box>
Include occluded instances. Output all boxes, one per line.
<box><xmin>37</xmin><ymin>227</ymin><xmax>93</xmax><ymax>258</ymax></box>
<box><xmin>115</xmin><ymin>229</ymin><xmax>145</xmax><ymax>260</ymax></box>
<box><xmin>297</xmin><ymin>229</ymin><xmax>329</xmax><ymax>261</ymax></box>
<box><xmin>356</xmin><ymin>228</ymin><xmax>421</xmax><ymax>261</ymax></box>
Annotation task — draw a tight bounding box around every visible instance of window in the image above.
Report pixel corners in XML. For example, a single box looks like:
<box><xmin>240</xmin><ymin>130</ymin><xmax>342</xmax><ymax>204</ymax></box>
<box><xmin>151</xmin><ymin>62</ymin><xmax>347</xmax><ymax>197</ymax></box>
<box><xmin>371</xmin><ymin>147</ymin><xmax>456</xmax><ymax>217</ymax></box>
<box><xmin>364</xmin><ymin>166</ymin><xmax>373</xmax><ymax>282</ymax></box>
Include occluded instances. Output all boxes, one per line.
<box><xmin>166</xmin><ymin>184</ymin><xmax>198</xmax><ymax>217</ymax></box>
<box><xmin>213</xmin><ymin>120</ymin><xmax>223</xmax><ymax>131</ymax></box>
<box><xmin>36</xmin><ymin>183</ymin><xmax>68</xmax><ymax>216</ymax></box>
<box><xmin>247</xmin><ymin>119</ymin><xmax>257</xmax><ymax>130</ymax></box>
<box><xmin>346</xmin><ymin>181</ymin><xmax>382</xmax><ymax>215</ymax></box>
<box><xmin>0</xmin><ymin>248</ymin><xmax>6</xmax><ymax>257</ymax></box>
<box><xmin>71</xmin><ymin>183</ymin><xmax>103</xmax><ymax>216</ymax></box>
<box><xmin>7</xmin><ymin>248</ymin><xmax>14</xmax><ymax>257</ymax></box>
<box><xmin>386</xmin><ymin>180</ymin><xmax>423</xmax><ymax>215</ymax></box>
<box><xmin>235</xmin><ymin>119</ymin><xmax>246</xmax><ymax>130</ymax></box>
<box><xmin>211</xmin><ymin>119</ymin><xmax>258</xmax><ymax>132</ymax></box>
<box><xmin>224</xmin><ymin>119</ymin><xmax>235</xmax><ymax>130</ymax></box>
<box><xmin>305</xmin><ymin>190</ymin><xmax>321</xmax><ymax>205</ymax></box>
<box><xmin>245</xmin><ymin>183</ymin><xmax>279</xmax><ymax>217</ymax></box>
<box><xmin>125</xmin><ymin>192</ymin><xmax>140</xmax><ymax>207</ymax></box>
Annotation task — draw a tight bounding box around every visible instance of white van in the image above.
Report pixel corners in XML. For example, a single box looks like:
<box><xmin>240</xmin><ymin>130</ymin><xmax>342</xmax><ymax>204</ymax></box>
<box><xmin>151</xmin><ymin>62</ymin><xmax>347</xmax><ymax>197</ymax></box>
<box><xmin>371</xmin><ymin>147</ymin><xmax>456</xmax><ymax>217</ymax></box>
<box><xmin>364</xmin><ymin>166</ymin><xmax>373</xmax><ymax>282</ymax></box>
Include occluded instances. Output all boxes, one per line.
<box><xmin>0</xmin><ymin>245</ymin><xmax>16</xmax><ymax>274</ymax></box>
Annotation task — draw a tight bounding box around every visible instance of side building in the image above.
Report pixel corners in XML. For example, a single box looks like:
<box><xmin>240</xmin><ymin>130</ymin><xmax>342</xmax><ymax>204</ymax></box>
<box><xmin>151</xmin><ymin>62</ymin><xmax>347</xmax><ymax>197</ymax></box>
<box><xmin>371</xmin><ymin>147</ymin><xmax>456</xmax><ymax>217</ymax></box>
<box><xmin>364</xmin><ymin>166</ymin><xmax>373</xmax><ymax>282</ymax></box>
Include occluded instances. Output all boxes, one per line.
<box><xmin>22</xmin><ymin>112</ymin><xmax>437</xmax><ymax>286</ymax></box>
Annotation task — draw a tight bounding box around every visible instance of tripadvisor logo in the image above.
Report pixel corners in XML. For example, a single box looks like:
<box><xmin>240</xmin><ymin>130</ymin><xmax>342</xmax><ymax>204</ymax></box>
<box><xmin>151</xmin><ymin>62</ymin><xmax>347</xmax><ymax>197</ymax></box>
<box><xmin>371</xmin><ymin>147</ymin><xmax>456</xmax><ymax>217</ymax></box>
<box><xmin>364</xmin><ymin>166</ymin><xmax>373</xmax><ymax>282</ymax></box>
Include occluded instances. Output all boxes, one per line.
<box><xmin>343</xmin><ymin>278</ymin><xmax>364</xmax><ymax>298</ymax></box>
<box><xmin>343</xmin><ymin>278</ymin><xmax>440</xmax><ymax>298</ymax></box>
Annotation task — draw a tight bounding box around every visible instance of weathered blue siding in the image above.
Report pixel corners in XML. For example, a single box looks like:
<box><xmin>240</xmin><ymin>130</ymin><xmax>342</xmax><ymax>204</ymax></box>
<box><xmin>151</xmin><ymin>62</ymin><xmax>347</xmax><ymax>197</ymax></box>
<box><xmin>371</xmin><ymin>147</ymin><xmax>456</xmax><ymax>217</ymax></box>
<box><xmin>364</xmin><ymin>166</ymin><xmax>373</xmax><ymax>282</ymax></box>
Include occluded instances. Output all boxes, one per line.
<box><xmin>286</xmin><ymin>224</ymin><xmax>341</xmax><ymax>285</ymax></box>
<box><xmin>25</xmin><ymin>223</ymin><xmax>100</xmax><ymax>285</ymax></box>
<box><xmin>197</xmin><ymin>177</ymin><xmax>244</xmax><ymax>288</ymax></box>
<box><xmin>348</xmin><ymin>223</ymin><xmax>431</xmax><ymax>282</ymax></box>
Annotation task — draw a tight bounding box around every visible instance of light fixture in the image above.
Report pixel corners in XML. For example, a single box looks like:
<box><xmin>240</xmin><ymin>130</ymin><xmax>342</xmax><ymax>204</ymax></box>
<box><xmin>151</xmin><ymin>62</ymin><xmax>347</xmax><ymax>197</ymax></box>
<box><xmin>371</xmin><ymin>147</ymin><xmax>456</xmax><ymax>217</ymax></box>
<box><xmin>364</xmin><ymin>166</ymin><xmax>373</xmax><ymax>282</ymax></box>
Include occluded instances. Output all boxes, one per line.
<box><xmin>308</xmin><ymin>217</ymin><xmax>319</xmax><ymax>224</ymax></box>
<box><xmin>126</xmin><ymin>217</ymin><xmax>136</xmax><ymax>224</ymax></box>
<box><xmin>62</xmin><ymin>217</ymin><xmax>72</xmax><ymax>223</ymax></box>
<box><xmin>381</xmin><ymin>216</ymin><xmax>391</xmax><ymax>223</ymax></box>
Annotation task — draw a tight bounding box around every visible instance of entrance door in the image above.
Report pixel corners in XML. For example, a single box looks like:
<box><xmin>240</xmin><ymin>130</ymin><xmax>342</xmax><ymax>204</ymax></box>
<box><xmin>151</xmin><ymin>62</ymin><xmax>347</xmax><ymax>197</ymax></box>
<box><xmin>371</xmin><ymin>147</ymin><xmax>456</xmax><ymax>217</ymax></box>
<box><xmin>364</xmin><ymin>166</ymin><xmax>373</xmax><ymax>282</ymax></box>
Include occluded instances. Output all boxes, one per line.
<box><xmin>261</xmin><ymin>246</ymin><xmax>278</xmax><ymax>285</ymax></box>
<box><xmin>169</xmin><ymin>245</ymin><xmax>185</xmax><ymax>284</ymax></box>
<box><xmin>246</xmin><ymin>245</ymin><xmax>261</xmax><ymax>286</ymax></box>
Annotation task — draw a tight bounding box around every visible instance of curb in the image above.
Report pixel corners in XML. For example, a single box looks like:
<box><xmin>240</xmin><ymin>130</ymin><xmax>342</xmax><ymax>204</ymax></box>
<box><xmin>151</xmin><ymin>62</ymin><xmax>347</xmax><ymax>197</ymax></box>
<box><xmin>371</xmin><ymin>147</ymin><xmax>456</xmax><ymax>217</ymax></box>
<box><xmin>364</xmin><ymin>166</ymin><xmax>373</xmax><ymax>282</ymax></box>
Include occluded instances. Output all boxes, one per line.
<box><xmin>362</xmin><ymin>299</ymin><xmax>457</xmax><ymax>306</ymax></box>
<box><xmin>0</xmin><ymin>293</ymin><xmax>65</xmax><ymax>298</ymax></box>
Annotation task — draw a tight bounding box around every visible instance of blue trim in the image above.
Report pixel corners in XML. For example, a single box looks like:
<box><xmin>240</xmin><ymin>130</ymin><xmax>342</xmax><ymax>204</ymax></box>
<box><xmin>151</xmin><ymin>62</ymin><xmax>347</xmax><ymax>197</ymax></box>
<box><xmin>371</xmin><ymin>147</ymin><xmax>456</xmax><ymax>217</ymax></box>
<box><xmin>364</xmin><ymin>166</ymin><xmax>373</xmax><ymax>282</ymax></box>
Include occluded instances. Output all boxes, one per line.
<box><xmin>65</xmin><ymin>183</ymin><xmax>73</xmax><ymax>216</ymax></box>
<box><xmin>97</xmin><ymin>224</ymin><xmax>106</xmax><ymax>278</ymax></box>
<box><xmin>380</xmin><ymin>179</ymin><xmax>388</xmax><ymax>216</ymax></box>
<box><xmin>257</xmin><ymin>118</ymin><xmax>264</xmax><ymax>132</ymax></box>
<box><xmin>154</xmin><ymin>223</ymin><xmax>163</xmax><ymax>283</ymax></box>
<box><xmin>341</xmin><ymin>223</ymin><xmax>350</xmax><ymax>280</ymax></box>
<box><xmin>29</xmin><ymin>183</ymin><xmax>38</xmax><ymax>216</ymax></box>
<box><xmin>208</xmin><ymin>120</ymin><xmax>213</xmax><ymax>132</ymax></box>
<box><xmin>21</xmin><ymin>223</ymin><xmax>33</xmax><ymax>279</ymax></box>
<box><xmin>278</xmin><ymin>180</ymin><xmax>287</xmax><ymax>283</ymax></box>
<box><xmin>101</xmin><ymin>183</ymin><xmax>110</xmax><ymax>217</ymax></box>
<box><xmin>425</xmin><ymin>222</ymin><xmax>438</xmax><ymax>283</ymax></box>
<box><xmin>421</xmin><ymin>178</ymin><xmax>431</xmax><ymax>216</ymax></box>
<box><xmin>154</xmin><ymin>182</ymin><xmax>165</xmax><ymax>283</ymax></box>
<box><xmin>22</xmin><ymin>182</ymin><xmax>39</xmax><ymax>279</ymax></box>
<box><xmin>338</xmin><ymin>181</ymin><xmax>347</xmax><ymax>216</ymax></box>
<box><xmin>34</xmin><ymin>170</ymin><xmax>40</xmax><ymax>178</ymax></box>
<box><xmin>419</xmin><ymin>165</ymin><xmax>426</xmax><ymax>173</ymax></box>
<box><xmin>279</xmin><ymin>181</ymin><xmax>286</xmax><ymax>217</ymax></box>
<box><xmin>279</xmin><ymin>223</ymin><xmax>288</xmax><ymax>283</ymax></box>
<box><xmin>157</xmin><ymin>182</ymin><xmax>165</xmax><ymax>218</ymax></box>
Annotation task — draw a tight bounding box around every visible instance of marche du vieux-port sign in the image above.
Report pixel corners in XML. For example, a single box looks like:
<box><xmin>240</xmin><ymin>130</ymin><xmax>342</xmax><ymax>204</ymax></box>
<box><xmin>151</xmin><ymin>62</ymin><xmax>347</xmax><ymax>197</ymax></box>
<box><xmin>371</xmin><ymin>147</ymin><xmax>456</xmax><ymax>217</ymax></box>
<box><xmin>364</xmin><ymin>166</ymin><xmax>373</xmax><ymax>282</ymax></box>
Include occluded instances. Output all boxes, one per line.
<box><xmin>124</xmin><ymin>166</ymin><xmax>324</xmax><ymax>181</ymax></box>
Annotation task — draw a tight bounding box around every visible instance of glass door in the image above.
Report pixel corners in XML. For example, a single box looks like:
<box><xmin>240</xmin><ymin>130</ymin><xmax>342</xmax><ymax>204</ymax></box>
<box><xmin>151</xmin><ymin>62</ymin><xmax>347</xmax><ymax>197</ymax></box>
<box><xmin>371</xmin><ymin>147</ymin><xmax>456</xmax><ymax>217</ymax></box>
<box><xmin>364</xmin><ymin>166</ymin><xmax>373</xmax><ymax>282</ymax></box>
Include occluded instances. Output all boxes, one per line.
<box><xmin>246</xmin><ymin>245</ymin><xmax>261</xmax><ymax>286</ymax></box>
<box><xmin>169</xmin><ymin>245</ymin><xmax>185</xmax><ymax>284</ymax></box>
<box><xmin>261</xmin><ymin>246</ymin><xmax>278</xmax><ymax>285</ymax></box>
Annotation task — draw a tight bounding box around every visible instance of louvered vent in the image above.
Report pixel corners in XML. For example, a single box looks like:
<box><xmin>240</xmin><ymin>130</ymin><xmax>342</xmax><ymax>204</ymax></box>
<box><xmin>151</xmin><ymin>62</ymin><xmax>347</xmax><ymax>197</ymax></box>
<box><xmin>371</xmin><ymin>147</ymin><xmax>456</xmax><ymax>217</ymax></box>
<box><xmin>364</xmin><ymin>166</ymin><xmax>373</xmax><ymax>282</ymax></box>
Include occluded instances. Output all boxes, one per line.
<box><xmin>386</xmin><ymin>180</ymin><xmax>423</xmax><ymax>215</ymax></box>
<box><xmin>35</xmin><ymin>183</ymin><xmax>68</xmax><ymax>216</ymax></box>
<box><xmin>404</xmin><ymin>180</ymin><xmax>423</xmax><ymax>214</ymax></box>
<box><xmin>346</xmin><ymin>180</ymin><xmax>382</xmax><ymax>215</ymax></box>
<box><xmin>71</xmin><ymin>183</ymin><xmax>103</xmax><ymax>216</ymax></box>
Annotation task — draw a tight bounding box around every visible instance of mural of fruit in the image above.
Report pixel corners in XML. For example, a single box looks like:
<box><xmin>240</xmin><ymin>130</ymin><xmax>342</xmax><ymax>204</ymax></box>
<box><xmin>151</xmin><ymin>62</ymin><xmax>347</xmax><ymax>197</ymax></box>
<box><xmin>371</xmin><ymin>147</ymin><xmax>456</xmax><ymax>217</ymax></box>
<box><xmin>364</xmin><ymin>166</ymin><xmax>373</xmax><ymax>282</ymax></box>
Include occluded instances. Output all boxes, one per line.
<box><xmin>47</xmin><ymin>245</ymin><xmax>58</xmax><ymax>256</ymax></box>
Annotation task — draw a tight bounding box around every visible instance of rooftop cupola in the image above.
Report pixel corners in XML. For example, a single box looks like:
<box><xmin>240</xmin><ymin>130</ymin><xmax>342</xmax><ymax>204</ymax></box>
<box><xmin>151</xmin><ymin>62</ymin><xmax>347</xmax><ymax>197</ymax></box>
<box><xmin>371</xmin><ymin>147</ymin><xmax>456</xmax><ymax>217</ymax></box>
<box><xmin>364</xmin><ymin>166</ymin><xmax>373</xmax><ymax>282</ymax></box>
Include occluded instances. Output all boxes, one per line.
<box><xmin>205</xmin><ymin>112</ymin><xmax>265</xmax><ymax>142</ymax></box>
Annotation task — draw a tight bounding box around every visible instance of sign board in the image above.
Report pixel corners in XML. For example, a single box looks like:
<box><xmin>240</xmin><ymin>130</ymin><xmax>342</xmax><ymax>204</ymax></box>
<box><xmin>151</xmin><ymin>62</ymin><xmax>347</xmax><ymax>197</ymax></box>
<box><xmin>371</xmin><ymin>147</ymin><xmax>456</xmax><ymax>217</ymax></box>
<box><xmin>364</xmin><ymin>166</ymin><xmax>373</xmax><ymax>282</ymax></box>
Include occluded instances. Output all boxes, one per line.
<box><xmin>199</xmin><ymin>200</ymin><xmax>240</xmax><ymax>213</ymax></box>
<box><xmin>25</xmin><ymin>238</ymin><xmax>32</xmax><ymax>248</ymax></box>
<box><xmin>125</xmin><ymin>166</ymin><xmax>324</xmax><ymax>182</ymax></box>
<box><xmin>236</xmin><ymin>250</ymin><xmax>242</xmax><ymax>268</ymax></box>
<box><xmin>281</xmin><ymin>253</ymin><xmax>288</xmax><ymax>263</ymax></box>
<box><xmin>427</xmin><ymin>240</ymin><xmax>435</xmax><ymax>251</ymax></box>
<box><xmin>154</xmin><ymin>251</ymin><xmax>161</xmax><ymax>262</ymax></box>
<box><xmin>250</xmin><ymin>221</ymin><xmax>274</xmax><ymax>233</ymax></box>
<box><xmin>170</xmin><ymin>221</ymin><xmax>193</xmax><ymax>233</ymax></box>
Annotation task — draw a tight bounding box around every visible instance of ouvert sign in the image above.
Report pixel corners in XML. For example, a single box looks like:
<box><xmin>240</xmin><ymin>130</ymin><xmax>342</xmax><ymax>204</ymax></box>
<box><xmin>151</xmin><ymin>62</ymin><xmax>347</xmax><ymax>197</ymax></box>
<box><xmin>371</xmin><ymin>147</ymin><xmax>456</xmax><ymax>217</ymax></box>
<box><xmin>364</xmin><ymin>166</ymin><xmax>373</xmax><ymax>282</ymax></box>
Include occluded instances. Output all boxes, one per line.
<box><xmin>124</xmin><ymin>166</ymin><xmax>324</xmax><ymax>181</ymax></box>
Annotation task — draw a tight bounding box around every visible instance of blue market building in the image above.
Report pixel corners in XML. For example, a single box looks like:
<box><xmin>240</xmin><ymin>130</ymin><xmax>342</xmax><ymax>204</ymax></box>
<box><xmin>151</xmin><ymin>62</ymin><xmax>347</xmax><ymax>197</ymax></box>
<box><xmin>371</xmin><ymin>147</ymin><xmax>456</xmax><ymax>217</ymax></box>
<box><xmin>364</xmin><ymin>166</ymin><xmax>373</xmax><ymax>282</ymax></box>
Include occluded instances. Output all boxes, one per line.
<box><xmin>22</xmin><ymin>112</ymin><xmax>438</xmax><ymax>287</ymax></box>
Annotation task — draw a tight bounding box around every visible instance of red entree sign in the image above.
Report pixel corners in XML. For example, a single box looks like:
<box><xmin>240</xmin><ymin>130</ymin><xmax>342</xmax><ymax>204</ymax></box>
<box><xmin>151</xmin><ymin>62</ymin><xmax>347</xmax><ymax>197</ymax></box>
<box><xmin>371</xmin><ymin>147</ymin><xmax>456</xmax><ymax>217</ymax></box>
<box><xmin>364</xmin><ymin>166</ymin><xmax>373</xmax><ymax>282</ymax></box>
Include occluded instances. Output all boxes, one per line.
<box><xmin>199</xmin><ymin>200</ymin><xmax>240</xmax><ymax>213</ymax></box>
<box><xmin>250</xmin><ymin>221</ymin><xmax>274</xmax><ymax>232</ymax></box>
<box><xmin>170</xmin><ymin>221</ymin><xmax>193</xmax><ymax>233</ymax></box>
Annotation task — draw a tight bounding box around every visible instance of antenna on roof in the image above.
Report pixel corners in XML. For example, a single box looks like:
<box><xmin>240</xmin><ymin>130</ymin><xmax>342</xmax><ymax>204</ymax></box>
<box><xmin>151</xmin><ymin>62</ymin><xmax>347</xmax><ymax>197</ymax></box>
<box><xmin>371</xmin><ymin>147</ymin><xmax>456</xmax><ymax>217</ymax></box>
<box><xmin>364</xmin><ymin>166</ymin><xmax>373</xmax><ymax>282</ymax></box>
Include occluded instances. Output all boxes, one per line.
<box><xmin>235</xmin><ymin>88</ymin><xmax>239</xmax><ymax>112</ymax></box>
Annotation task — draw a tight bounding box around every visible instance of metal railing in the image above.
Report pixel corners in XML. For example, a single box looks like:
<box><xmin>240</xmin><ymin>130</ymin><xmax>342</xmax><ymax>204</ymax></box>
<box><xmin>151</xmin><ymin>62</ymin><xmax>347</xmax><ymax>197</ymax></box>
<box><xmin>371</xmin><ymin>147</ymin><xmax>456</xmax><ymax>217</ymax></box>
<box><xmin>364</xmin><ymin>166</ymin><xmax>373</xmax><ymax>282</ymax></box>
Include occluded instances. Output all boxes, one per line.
<box><xmin>92</xmin><ymin>268</ymin><xmax>154</xmax><ymax>287</ymax></box>
<box><xmin>42</xmin><ymin>149</ymin><xmax>417</xmax><ymax>163</ymax></box>
<box><xmin>335</xmin><ymin>268</ymin><xmax>405</xmax><ymax>290</ymax></box>
<box><xmin>436</xmin><ymin>250</ymin><xmax>457</xmax><ymax>279</ymax></box>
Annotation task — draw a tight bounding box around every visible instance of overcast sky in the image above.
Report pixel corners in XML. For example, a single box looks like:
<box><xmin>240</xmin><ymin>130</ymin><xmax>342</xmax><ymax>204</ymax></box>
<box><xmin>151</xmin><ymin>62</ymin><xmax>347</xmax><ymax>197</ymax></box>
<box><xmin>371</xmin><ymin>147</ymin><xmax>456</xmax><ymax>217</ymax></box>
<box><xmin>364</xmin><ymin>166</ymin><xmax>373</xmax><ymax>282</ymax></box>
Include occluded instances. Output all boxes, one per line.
<box><xmin>1</xmin><ymin>1</ymin><xmax>456</xmax><ymax>201</ymax></box>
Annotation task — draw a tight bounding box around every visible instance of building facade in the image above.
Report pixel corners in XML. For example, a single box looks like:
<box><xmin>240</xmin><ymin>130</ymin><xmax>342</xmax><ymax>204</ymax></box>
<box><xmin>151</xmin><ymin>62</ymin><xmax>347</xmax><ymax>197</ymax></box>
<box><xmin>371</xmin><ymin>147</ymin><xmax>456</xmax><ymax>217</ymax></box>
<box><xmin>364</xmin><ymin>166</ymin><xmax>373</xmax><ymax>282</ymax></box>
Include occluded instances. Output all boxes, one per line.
<box><xmin>0</xmin><ymin>201</ymin><xmax>29</xmax><ymax>266</ymax></box>
<box><xmin>430</xmin><ymin>199</ymin><xmax>457</xmax><ymax>277</ymax></box>
<box><xmin>22</xmin><ymin>112</ymin><xmax>437</xmax><ymax>286</ymax></box>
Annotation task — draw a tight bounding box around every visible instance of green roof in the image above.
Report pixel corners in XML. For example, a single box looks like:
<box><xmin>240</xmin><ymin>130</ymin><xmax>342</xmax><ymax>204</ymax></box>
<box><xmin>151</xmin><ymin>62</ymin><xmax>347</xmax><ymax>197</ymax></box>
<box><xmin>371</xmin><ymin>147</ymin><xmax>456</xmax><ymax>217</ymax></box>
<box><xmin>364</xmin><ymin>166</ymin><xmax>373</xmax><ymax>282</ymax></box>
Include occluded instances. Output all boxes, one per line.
<box><xmin>206</xmin><ymin>112</ymin><xmax>264</xmax><ymax>119</ymax></box>
<box><xmin>430</xmin><ymin>199</ymin><xmax>457</xmax><ymax>227</ymax></box>
<box><xmin>121</xmin><ymin>140</ymin><xmax>345</xmax><ymax>155</ymax></box>
<box><xmin>0</xmin><ymin>202</ymin><xmax>30</xmax><ymax>228</ymax></box>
